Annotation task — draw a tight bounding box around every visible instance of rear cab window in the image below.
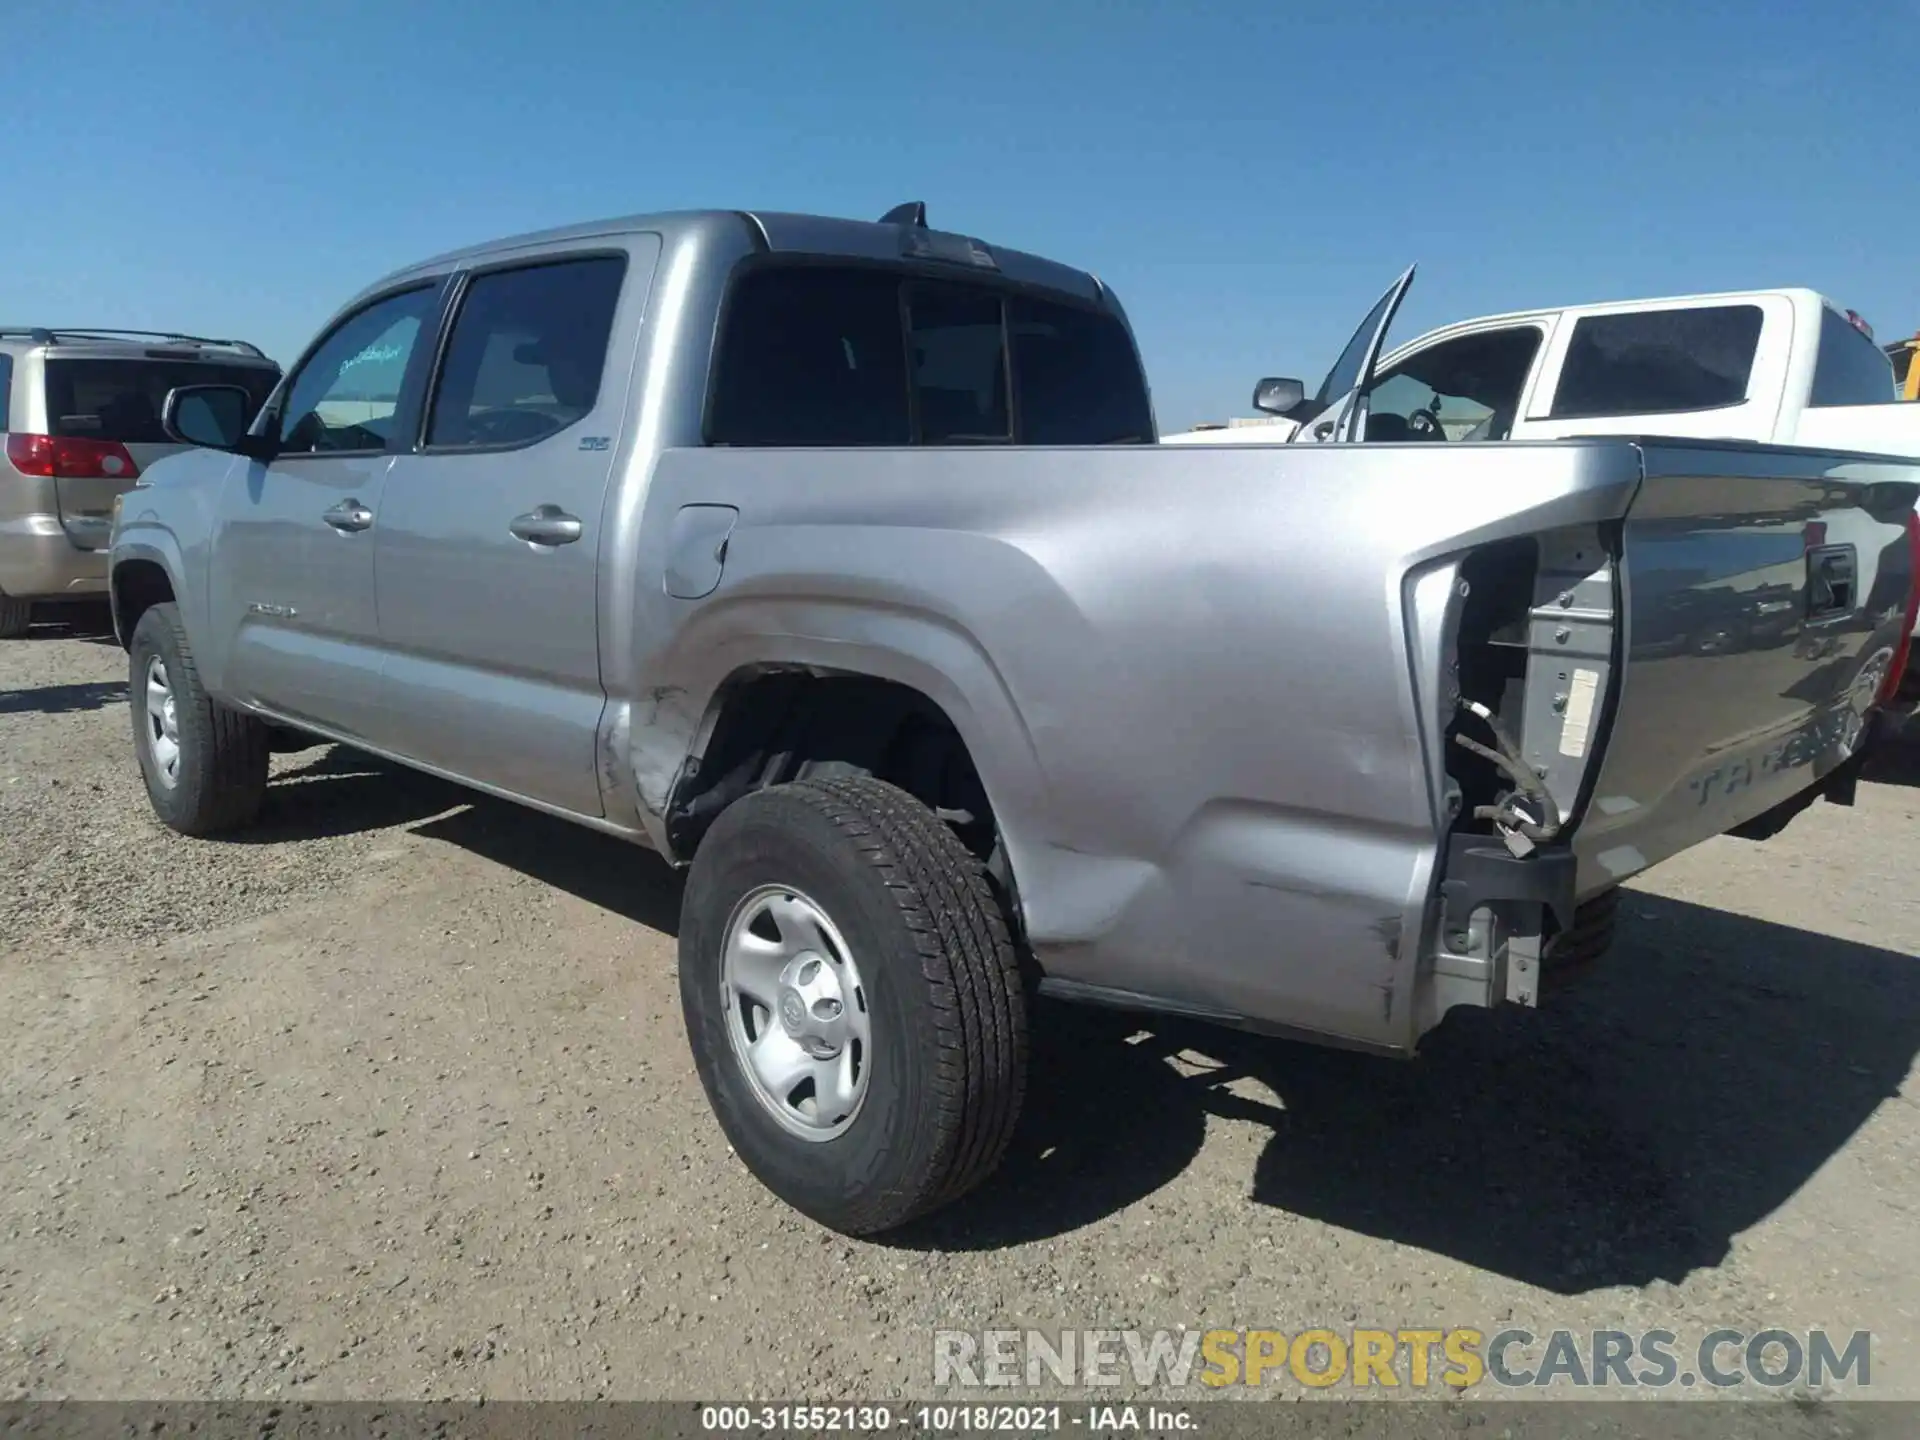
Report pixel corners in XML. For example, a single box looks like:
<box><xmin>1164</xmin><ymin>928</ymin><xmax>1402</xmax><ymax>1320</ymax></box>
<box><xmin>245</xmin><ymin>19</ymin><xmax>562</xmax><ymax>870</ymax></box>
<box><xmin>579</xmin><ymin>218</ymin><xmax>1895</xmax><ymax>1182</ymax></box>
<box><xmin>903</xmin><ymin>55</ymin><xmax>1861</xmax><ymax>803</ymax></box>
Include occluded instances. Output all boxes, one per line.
<box><xmin>909</xmin><ymin>285</ymin><xmax>1011</xmax><ymax>443</ymax></box>
<box><xmin>0</xmin><ymin>354</ymin><xmax>12</xmax><ymax>430</ymax></box>
<box><xmin>707</xmin><ymin>263</ymin><xmax>1152</xmax><ymax>447</ymax></box>
<box><xmin>1549</xmin><ymin>305</ymin><xmax>1764</xmax><ymax>419</ymax></box>
<box><xmin>43</xmin><ymin>356</ymin><xmax>279</xmax><ymax>443</ymax></box>
<box><xmin>1810</xmin><ymin>307</ymin><xmax>1897</xmax><ymax>408</ymax></box>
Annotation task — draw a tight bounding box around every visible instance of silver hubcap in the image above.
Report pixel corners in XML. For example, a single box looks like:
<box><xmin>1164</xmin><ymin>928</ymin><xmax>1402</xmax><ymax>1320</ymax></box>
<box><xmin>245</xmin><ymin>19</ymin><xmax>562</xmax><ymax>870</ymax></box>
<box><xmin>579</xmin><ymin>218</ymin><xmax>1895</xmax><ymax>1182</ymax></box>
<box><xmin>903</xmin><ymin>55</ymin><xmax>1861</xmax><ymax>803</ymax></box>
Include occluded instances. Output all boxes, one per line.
<box><xmin>143</xmin><ymin>656</ymin><xmax>181</xmax><ymax>788</ymax></box>
<box><xmin>721</xmin><ymin>885</ymin><xmax>870</xmax><ymax>1141</ymax></box>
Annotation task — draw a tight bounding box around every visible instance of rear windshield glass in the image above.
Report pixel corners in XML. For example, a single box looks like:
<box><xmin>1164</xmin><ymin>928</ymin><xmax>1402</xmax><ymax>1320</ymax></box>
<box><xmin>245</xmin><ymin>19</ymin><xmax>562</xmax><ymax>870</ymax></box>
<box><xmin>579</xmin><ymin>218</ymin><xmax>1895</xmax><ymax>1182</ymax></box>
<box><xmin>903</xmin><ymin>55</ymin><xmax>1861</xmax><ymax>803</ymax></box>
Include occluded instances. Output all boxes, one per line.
<box><xmin>43</xmin><ymin>358</ymin><xmax>279</xmax><ymax>443</ymax></box>
<box><xmin>1810</xmin><ymin>307</ymin><xmax>1897</xmax><ymax>408</ymax></box>
<box><xmin>707</xmin><ymin>264</ymin><xmax>1153</xmax><ymax>447</ymax></box>
<box><xmin>1549</xmin><ymin>305</ymin><xmax>1764</xmax><ymax>419</ymax></box>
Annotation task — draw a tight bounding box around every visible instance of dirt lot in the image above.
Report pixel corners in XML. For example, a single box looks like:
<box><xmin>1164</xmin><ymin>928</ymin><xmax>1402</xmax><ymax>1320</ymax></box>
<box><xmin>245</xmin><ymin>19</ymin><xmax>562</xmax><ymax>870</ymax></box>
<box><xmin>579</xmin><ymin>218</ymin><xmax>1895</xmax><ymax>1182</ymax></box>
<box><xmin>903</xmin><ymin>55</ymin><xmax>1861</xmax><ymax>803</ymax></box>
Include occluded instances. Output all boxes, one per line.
<box><xmin>4</xmin><ymin>603</ymin><xmax>1920</xmax><ymax>1407</ymax></box>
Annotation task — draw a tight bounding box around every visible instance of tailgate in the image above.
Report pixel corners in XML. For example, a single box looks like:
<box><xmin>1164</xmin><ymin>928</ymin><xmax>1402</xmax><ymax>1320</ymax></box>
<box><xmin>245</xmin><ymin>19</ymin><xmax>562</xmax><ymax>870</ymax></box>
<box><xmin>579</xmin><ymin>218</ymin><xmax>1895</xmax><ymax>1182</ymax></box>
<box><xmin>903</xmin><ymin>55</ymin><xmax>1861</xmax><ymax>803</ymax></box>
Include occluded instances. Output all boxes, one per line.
<box><xmin>1573</xmin><ymin>440</ymin><xmax>1919</xmax><ymax>895</ymax></box>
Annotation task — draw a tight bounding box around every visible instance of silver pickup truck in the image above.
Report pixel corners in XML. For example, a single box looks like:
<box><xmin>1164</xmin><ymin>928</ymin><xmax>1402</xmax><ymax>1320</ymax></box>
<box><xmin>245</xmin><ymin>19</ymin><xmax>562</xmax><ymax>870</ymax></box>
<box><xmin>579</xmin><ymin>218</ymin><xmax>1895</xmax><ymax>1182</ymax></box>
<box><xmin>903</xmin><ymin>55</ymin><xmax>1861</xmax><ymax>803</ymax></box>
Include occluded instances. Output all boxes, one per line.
<box><xmin>109</xmin><ymin>205</ymin><xmax>1920</xmax><ymax>1235</ymax></box>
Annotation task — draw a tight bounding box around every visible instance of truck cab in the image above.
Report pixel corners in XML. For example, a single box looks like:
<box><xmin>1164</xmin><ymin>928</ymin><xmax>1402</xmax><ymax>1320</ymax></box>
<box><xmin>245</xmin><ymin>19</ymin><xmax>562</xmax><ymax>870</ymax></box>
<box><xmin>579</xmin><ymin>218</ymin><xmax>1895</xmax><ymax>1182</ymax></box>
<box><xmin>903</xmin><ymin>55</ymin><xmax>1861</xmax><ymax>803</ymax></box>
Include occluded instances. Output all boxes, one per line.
<box><xmin>1171</xmin><ymin>281</ymin><xmax>1916</xmax><ymax>457</ymax></box>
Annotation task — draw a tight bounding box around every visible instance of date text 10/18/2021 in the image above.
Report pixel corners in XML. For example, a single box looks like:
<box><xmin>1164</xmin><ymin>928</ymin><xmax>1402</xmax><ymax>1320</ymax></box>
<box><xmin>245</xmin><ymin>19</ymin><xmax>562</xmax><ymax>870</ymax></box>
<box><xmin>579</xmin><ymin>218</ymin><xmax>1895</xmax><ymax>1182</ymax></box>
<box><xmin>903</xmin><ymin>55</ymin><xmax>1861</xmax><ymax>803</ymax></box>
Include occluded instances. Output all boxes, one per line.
<box><xmin>701</xmin><ymin>1407</ymin><xmax>1193</xmax><ymax>1434</ymax></box>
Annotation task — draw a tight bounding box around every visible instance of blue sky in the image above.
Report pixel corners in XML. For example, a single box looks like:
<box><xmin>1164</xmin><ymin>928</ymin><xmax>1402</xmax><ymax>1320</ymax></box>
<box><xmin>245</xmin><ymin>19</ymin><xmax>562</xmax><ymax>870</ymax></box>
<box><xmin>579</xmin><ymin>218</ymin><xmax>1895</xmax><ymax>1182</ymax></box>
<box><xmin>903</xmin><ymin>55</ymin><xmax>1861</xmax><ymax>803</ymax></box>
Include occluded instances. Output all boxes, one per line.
<box><xmin>3</xmin><ymin>0</ymin><xmax>1911</xmax><ymax>430</ymax></box>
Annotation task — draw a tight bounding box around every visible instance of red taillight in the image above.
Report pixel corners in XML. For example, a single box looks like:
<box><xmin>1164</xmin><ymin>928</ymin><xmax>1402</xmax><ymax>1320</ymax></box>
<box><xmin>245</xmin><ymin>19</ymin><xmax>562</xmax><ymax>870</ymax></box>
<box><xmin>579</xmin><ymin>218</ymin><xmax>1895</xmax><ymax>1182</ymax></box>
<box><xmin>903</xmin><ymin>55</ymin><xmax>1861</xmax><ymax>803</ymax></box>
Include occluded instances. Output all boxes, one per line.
<box><xmin>1877</xmin><ymin>508</ymin><xmax>1920</xmax><ymax>705</ymax></box>
<box><xmin>5</xmin><ymin>432</ymin><xmax>141</xmax><ymax>481</ymax></box>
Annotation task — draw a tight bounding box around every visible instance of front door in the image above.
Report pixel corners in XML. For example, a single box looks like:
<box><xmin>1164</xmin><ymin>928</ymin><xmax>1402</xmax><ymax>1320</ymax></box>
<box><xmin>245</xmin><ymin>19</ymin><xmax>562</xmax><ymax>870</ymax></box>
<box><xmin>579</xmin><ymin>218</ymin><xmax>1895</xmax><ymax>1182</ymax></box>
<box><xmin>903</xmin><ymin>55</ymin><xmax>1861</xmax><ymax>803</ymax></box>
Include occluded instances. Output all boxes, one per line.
<box><xmin>209</xmin><ymin>284</ymin><xmax>443</xmax><ymax>739</ymax></box>
<box><xmin>1289</xmin><ymin>265</ymin><xmax>1417</xmax><ymax>444</ymax></box>
<box><xmin>373</xmin><ymin>243</ymin><xmax>654</xmax><ymax>817</ymax></box>
<box><xmin>1357</xmin><ymin>323</ymin><xmax>1548</xmax><ymax>443</ymax></box>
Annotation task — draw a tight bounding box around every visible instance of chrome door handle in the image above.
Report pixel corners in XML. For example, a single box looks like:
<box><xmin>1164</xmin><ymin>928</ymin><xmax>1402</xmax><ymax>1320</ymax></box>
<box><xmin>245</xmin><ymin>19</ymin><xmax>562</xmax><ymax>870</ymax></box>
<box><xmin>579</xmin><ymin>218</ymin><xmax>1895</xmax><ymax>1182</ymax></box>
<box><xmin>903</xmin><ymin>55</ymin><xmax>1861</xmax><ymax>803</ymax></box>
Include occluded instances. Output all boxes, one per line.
<box><xmin>323</xmin><ymin>499</ymin><xmax>375</xmax><ymax>533</ymax></box>
<box><xmin>510</xmin><ymin>504</ymin><xmax>584</xmax><ymax>546</ymax></box>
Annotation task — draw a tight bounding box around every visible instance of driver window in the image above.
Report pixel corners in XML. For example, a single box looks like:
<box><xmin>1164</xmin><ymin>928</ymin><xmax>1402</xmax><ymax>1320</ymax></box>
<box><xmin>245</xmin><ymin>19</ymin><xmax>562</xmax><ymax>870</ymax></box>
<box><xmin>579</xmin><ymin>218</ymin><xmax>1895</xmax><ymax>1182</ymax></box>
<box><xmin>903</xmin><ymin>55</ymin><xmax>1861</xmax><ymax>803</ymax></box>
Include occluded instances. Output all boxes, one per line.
<box><xmin>1363</xmin><ymin>325</ymin><xmax>1543</xmax><ymax>442</ymax></box>
<box><xmin>277</xmin><ymin>286</ymin><xmax>438</xmax><ymax>455</ymax></box>
<box><xmin>424</xmin><ymin>255</ymin><xmax>627</xmax><ymax>450</ymax></box>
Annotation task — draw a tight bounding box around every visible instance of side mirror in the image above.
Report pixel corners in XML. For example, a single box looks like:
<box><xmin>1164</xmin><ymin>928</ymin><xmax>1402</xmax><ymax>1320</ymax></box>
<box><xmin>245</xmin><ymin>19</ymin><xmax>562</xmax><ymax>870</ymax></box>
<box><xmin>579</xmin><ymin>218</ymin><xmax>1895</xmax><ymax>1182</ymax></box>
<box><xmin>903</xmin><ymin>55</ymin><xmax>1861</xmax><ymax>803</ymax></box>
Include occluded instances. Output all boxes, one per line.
<box><xmin>162</xmin><ymin>384</ymin><xmax>256</xmax><ymax>452</ymax></box>
<box><xmin>1252</xmin><ymin>376</ymin><xmax>1306</xmax><ymax>416</ymax></box>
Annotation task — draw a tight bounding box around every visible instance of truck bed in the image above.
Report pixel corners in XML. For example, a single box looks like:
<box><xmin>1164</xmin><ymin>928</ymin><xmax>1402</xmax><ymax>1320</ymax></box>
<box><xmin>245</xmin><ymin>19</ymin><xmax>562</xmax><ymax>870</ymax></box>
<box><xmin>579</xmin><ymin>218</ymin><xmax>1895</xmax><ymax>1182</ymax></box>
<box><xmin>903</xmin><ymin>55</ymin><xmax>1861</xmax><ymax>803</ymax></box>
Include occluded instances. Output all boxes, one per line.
<box><xmin>632</xmin><ymin>435</ymin><xmax>1917</xmax><ymax>1052</ymax></box>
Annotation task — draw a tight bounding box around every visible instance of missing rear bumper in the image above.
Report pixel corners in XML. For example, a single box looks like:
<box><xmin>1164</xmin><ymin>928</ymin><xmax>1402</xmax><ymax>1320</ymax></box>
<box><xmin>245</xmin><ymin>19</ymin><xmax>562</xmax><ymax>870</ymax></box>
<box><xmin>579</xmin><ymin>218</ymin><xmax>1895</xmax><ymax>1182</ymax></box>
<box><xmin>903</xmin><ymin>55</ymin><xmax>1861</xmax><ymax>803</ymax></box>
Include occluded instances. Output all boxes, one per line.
<box><xmin>1418</xmin><ymin>835</ymin><xmax>1582</xmax><ymax>1035</ymax></box>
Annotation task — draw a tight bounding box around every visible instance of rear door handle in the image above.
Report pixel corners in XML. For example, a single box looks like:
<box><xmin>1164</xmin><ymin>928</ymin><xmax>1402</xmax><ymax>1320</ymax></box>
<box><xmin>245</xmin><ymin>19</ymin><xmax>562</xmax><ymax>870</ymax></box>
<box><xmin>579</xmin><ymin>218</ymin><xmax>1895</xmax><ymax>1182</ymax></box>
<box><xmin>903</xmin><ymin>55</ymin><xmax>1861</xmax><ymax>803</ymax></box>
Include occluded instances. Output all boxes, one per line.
<box><xmin>510</xmin><ymin>505</ymin><xmax>584</xmax><ymax>547</ymax></box>
<box><xmin>323</xmin><ymin>499</ymin><xmax>375</xmax><ymax>533</ymax></box>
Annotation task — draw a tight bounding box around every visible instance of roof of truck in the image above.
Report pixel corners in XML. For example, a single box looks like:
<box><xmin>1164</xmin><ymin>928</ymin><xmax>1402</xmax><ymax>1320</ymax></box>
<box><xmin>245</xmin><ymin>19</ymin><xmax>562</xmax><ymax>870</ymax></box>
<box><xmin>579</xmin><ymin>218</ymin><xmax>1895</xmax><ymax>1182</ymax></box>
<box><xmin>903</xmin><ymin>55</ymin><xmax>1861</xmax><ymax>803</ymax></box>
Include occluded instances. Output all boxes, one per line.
<box><xmin>369</xmin><ymin>208</ymin><xmax>1106</xmax><ymax>306</ymax></box>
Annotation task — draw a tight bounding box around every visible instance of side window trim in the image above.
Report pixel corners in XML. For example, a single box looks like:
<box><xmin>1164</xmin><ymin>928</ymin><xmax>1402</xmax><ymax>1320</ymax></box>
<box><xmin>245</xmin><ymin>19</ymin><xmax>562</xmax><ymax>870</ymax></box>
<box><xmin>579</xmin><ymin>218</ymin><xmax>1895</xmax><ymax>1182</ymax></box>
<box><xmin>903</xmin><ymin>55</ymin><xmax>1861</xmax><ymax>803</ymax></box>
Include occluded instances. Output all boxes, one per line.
<box><xmin>392</xmin><ymin>276</ymin><xmax>467</xmax><ymax>453</ymax></box>
<box><xmin>1508</xmin><ymin>317</ymin><xmax>1559</xmax><ymax>422</ymax></box>
<box><xmin>269</xmin><ymin>278</ymin><xmax>447</xmax><ymax>461</ymax></box>
<box><xmin>416</xmin><ymin>249</ymin><xmax>632</xmax><ymax>457</ymax></box>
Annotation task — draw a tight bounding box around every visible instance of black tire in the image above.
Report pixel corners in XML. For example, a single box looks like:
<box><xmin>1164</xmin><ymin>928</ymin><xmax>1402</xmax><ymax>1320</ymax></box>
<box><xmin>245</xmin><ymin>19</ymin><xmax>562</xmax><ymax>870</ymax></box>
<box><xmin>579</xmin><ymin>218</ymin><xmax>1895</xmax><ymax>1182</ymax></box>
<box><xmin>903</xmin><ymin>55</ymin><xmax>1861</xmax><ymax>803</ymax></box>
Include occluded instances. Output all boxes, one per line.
<box><xmin>679</xmin><ymin>775</ymin><xmax>1027</xmax><ymax>1235</ymax></box>
<box><xmin>0</xmin><ymin>594</ymin><xmax>31</xmax><ymax>639</ymax></box>
<box><xmin>1540</xmin><ymin>887</ymin><xmax>1621</xmax><ymax>994</ymax></box>
<box><xmin>266</xmin><ymin>724</ymin><xmax>323</xmax><ymax>755</ymax></box>
<box><xmin>129</xmin><ymin>603</ymin><xmax>270</xmax><ymax>836</ymax></box>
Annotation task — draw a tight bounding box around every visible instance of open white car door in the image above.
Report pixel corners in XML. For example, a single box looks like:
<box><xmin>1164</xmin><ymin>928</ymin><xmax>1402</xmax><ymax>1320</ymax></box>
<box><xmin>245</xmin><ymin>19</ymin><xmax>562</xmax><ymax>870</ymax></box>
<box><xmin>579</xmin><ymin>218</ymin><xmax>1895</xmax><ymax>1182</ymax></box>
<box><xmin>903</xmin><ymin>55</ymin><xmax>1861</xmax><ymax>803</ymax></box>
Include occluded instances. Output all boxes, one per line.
<box><xmin>1289</xmin><ymin>265</ymin><xmax>1416</xmax><ymax>444</ymax></box>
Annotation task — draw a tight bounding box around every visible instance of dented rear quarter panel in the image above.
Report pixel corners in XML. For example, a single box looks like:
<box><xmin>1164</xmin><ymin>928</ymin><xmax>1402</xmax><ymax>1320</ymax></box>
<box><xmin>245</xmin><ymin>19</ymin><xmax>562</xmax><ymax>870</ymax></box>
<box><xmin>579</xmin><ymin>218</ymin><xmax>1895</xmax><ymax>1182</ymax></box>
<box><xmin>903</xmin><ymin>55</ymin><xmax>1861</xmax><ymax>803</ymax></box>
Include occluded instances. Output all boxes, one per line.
<box><xmin>631</xmin><ymin>440</ymin><xmax>1646</xmax><ymax>1051</ymax></box>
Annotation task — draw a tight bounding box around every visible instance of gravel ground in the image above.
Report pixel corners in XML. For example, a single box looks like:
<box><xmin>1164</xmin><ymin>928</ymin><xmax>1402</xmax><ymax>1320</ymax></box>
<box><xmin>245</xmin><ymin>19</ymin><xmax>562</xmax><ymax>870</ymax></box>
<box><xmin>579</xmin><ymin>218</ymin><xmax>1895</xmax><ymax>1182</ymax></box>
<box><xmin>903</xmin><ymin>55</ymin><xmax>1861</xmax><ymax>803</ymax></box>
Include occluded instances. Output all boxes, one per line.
<box><xmin>4</xmin><ymin>603</ymin><xmax>1920</xmax><ymax>1416</ymax></box>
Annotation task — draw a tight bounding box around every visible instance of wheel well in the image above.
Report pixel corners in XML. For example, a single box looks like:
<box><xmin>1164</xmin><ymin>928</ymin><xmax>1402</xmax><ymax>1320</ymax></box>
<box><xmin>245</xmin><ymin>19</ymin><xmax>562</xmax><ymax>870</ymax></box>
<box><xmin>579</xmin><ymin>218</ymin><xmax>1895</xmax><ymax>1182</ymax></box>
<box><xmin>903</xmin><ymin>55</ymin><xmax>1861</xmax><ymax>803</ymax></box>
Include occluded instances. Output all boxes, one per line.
<box><xmin>111</xmin><ymin>560</ymin><xmax>174</xmax><ymax>650</ymax></box>
<box><xmin>667</xmin><ymin>669</ymin><xmax>1008</xmax><ymax>888</ymax></box>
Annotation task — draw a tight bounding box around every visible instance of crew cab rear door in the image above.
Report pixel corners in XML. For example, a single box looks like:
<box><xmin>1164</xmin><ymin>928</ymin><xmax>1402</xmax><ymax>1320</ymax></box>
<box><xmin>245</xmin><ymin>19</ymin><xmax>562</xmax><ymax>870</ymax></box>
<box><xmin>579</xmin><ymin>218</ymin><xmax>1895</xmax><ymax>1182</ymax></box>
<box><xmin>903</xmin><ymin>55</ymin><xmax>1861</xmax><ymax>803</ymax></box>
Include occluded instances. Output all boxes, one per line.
<box><xmin>372</xmin><ymin>240</ymin><xmax>657</xmax><ymax>818</ymax></box>
<box><xmin>1511</xmin><ymin>294</ymin><xmax>1796</xmax><ymax>443</ymax></box>
<box><xmin>1288</xmin><ymin>265</ymin><xmax>1415</xmax><ymax>444</ymax></box>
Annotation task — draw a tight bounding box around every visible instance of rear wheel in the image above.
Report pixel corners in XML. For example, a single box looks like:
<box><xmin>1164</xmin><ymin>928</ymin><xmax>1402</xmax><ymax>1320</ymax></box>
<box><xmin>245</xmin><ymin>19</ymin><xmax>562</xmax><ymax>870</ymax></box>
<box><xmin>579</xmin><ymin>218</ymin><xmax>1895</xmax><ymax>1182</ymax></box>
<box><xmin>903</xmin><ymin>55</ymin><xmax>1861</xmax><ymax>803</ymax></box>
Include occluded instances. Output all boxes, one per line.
<box><xmin>0</xmin><ymin>595</ymin><xmax>31</xmax><ymax>638</ymax></box>
<box><xmin>1540</xmin><ymin>888</ymin><xmax>1621</xmax><ymax>994</ymax></box>
<box><xmin>679</xmin><ymin>775</ymin><xmax>1027</xmax><ymax>1235</ymax></box>
<box><xmin>129</xmin><ymin>603</ymin><xmax>270</xmax><ymax>836</ymax></box>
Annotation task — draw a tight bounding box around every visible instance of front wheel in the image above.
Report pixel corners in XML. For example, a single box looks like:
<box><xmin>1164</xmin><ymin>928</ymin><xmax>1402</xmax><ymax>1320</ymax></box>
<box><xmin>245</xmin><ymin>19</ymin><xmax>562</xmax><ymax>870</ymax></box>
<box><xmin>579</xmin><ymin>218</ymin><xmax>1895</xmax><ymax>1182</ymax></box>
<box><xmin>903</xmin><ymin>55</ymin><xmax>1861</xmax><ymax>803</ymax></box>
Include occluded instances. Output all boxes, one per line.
<box><xmin>679</xmin><ymin>775</ymin><xmax>1027</xmax><ymax>1235</ymax></box>
<box><xmin>129</xmin><ymin>603</ymin><xmax>270</xmax><ymax>835</ymax></box>
<box><xmin>0</xmin><ymin>595</ymin><xmax>31</xmax><ymax>638</ymax></box>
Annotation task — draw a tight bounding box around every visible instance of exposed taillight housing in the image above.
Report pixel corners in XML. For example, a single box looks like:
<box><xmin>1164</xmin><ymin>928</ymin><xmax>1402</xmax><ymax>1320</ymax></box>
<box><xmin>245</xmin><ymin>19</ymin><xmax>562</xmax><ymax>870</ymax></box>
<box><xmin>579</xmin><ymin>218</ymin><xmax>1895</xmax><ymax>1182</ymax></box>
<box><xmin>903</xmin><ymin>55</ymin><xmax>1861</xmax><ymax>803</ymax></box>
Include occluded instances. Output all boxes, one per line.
<box><xmin>1876</xmin><ymin>508</ymin><xmax>1920</xmax><ymax>705</ymax></box>
<box><xmin>5</xmin><ymin>432</ymin><xmax>142</xmax><ymax>481</ymax></box>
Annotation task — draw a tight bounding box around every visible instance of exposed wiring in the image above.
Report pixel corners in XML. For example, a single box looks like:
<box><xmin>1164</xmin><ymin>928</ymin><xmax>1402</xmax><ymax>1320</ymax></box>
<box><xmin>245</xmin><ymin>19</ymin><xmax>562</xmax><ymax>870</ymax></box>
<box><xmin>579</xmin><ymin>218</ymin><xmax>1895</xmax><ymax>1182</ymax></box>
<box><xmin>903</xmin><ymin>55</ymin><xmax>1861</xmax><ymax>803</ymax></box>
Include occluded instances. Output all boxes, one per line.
<box><xmin>1453</xmin><ymin>698</ymin><xmax>1563</xmax><ymax>840</ymax></box>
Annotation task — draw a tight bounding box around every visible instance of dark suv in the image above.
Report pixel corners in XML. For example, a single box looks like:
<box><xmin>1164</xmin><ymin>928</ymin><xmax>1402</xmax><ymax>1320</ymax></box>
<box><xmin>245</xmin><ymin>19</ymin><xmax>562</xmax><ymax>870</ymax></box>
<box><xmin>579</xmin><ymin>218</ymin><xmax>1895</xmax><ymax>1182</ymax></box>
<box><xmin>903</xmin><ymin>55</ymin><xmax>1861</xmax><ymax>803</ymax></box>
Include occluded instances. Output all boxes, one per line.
<box><xmin>0</xmin><ymin>328</ymin><xmax>280</xmax><ymax>636</ymax></box>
